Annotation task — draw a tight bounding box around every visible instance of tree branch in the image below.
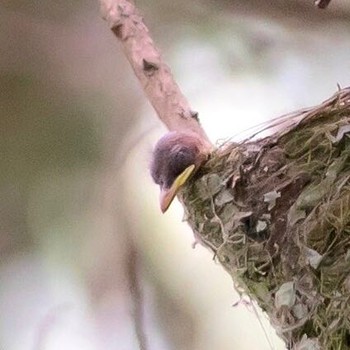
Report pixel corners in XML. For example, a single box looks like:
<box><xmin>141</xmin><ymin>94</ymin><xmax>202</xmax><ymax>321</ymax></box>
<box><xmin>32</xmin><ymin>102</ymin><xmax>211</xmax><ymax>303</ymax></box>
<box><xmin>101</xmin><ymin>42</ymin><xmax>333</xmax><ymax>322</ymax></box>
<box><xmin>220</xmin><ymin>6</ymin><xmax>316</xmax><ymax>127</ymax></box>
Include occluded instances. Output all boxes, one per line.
<box><xmin>99</xmin><ymin>0</ymin><xmax>212</xmax><ymax>148</ymax></box>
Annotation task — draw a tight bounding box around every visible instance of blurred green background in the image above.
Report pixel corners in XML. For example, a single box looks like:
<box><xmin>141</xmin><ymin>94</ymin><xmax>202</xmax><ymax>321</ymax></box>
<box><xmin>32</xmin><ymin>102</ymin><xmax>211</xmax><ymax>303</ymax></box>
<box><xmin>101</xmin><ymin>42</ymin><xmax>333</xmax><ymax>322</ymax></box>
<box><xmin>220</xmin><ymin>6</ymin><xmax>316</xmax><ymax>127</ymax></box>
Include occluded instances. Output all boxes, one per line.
<box><xmin>1</xmin><ymin>1</ymin><xmax>350</xmax><ymax>349</ymax></box>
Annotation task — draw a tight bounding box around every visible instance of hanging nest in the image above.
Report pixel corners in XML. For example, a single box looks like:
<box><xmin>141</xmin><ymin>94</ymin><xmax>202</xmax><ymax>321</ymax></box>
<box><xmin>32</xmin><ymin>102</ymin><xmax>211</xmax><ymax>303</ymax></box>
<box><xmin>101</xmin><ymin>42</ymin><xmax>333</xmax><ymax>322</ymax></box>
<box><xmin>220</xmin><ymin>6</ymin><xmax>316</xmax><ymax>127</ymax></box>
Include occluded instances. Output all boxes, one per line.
<box><xmin>180</xmin><ymin>87</ymin><xmax>350</xmax><ymax>350</ymax></box>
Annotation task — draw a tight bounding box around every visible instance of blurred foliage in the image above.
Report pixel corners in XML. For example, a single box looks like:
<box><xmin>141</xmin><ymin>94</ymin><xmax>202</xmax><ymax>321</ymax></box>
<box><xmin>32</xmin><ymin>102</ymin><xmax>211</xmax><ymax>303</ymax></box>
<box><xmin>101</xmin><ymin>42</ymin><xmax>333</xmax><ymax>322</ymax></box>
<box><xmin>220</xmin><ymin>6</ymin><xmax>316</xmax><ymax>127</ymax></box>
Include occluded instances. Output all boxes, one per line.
<box><xmin>1</xmin><ymin>73</ymin><xmax>101</xmax><ymax>185</ymax></box>
<box><xmin>1</xmin><ymin>0</ymin><xmax>87</xmax><ymax>22</ymax></box>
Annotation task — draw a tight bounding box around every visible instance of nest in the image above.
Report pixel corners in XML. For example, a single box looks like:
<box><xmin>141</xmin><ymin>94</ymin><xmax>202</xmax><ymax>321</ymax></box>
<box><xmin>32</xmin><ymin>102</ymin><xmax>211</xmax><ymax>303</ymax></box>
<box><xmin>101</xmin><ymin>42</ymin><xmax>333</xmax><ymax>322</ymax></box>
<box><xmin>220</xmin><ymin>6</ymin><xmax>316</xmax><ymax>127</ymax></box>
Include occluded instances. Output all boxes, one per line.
<box><xmin>180</xmin><ymin>87</ymin><xmax>350</xmax><ymax>350</ymax></box>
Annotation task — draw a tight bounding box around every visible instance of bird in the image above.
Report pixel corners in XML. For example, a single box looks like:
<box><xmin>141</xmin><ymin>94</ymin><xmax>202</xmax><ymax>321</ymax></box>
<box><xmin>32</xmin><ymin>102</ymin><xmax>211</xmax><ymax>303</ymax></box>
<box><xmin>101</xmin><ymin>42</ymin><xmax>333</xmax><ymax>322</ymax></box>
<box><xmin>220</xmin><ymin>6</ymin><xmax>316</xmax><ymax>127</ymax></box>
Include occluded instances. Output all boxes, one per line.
<box><xmin>150</xmin><ymin>131</ymin><xmax>211</xmax><ymax>213</ymax></box>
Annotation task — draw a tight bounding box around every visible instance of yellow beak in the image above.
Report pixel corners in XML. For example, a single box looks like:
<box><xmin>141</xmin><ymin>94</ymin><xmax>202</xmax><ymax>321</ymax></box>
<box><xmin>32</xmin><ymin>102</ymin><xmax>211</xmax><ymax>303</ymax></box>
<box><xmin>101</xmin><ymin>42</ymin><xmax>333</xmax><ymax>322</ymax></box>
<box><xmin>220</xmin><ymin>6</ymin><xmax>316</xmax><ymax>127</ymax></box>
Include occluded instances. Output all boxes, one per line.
<box><xmin>160</xmin><ymin>164</ymin><xmax>196</xmax><ymax>213</ymax></box>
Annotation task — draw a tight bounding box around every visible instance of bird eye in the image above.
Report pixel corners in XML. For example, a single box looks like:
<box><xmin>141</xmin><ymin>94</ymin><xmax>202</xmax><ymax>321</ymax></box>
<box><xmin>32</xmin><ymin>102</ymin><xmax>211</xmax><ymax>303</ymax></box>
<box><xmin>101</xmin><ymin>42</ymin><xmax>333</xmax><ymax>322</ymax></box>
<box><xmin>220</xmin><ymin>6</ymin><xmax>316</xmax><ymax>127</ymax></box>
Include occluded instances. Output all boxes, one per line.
<box><xmin>173</xmin><ymin>149</ymin><xmax>195</xmax><ymax>174</ymax></box>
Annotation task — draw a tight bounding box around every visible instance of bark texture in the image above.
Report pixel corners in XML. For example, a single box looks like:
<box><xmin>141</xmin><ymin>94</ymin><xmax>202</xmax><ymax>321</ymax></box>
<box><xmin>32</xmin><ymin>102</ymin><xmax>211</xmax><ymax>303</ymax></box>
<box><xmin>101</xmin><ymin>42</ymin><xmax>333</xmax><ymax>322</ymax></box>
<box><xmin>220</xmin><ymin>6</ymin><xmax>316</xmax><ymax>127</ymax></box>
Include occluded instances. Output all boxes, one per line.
<box><xmin>180</xmin><ymin>87</ymin><xmax>350</xmax><ymax>350</ymax></box>
<box><xmin>99</xmin><ymin>0</ymin><xmax>211</xmax><ymax>148</ymax></box>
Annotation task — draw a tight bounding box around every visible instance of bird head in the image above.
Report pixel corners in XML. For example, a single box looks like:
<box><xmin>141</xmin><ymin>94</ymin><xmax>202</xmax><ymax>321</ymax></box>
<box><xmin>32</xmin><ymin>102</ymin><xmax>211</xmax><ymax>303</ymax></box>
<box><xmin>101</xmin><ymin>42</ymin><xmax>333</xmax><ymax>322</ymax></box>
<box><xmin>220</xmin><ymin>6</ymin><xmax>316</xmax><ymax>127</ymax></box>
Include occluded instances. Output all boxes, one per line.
<box><xmin>150</xmin><ymin>131</ymin><xmax>210</xmax><ymax>213</ymax></box>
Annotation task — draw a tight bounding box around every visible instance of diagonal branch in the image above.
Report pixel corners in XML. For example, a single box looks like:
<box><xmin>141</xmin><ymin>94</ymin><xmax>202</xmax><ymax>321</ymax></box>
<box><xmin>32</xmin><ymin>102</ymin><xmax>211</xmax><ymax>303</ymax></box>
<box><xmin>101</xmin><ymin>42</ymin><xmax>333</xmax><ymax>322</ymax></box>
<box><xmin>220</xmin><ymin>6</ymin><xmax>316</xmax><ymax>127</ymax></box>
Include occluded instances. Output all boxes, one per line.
<box><xmin>99</xmin><ymin>0</ymin><xmax>212</xmax><ymax>147</ymax></box>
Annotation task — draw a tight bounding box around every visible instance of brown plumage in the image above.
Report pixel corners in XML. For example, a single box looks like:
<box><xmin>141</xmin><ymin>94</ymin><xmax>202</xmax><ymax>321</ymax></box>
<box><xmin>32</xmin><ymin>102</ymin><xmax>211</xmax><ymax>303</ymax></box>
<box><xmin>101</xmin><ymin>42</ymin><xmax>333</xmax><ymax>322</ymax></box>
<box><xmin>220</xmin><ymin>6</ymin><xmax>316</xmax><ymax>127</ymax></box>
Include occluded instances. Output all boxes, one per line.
<box><xmin>150</xmin><ymin>131</ymin><xmax>210</xmax><ymax>212</ymax></box>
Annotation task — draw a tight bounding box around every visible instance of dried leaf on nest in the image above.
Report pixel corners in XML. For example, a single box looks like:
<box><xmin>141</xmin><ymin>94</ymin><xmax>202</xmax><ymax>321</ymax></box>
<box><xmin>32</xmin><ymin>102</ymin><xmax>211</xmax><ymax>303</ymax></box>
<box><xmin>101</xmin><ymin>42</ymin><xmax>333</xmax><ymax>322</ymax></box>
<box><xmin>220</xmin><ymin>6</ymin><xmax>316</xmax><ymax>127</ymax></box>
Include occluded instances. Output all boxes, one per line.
<box><xmin>180</xmin><ymin>87</ymin><xmax>350</xmax><ymax>349</ymax></box>
<box><xmin>264</xmin><ymin>190</ymin><xmax>281</xmax><ymax>210</ymax></box>
<box><xmin>275</xmin><ymin>281</ymin><xmax>296</xmax><ymax>308</ymax></box>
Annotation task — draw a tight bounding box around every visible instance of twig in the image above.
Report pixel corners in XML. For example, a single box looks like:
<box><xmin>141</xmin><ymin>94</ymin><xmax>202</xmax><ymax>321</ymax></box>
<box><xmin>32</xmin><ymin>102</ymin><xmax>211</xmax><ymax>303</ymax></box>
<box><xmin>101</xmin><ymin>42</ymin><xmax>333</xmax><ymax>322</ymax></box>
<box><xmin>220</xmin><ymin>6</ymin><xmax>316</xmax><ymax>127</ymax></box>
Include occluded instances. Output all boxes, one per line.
<box><xmin>125</xmin><ymin>236</ymin><xmax>148</xmax><ymax>350</ymax></box>
<box><xmin>33</xmin><ymin>304</ymin><xmax>71</xmax><ymax>350</ymax></box>
<box><xmin>99</xmin><ymin>0</ymin><xmax>211</xmax><ymax>147</ymax></box>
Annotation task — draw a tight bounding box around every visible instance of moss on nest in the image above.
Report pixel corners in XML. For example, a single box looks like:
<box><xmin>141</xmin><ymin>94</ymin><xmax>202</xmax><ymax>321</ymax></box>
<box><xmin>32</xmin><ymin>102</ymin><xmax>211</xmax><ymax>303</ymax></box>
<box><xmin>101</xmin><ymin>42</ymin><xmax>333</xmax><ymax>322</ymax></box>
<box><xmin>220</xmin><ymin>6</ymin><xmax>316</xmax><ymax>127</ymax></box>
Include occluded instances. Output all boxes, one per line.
<box><xmin>180</xmin><ymin>87</ymin><xmax>350</xmax><ymax>350</ymax></box>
